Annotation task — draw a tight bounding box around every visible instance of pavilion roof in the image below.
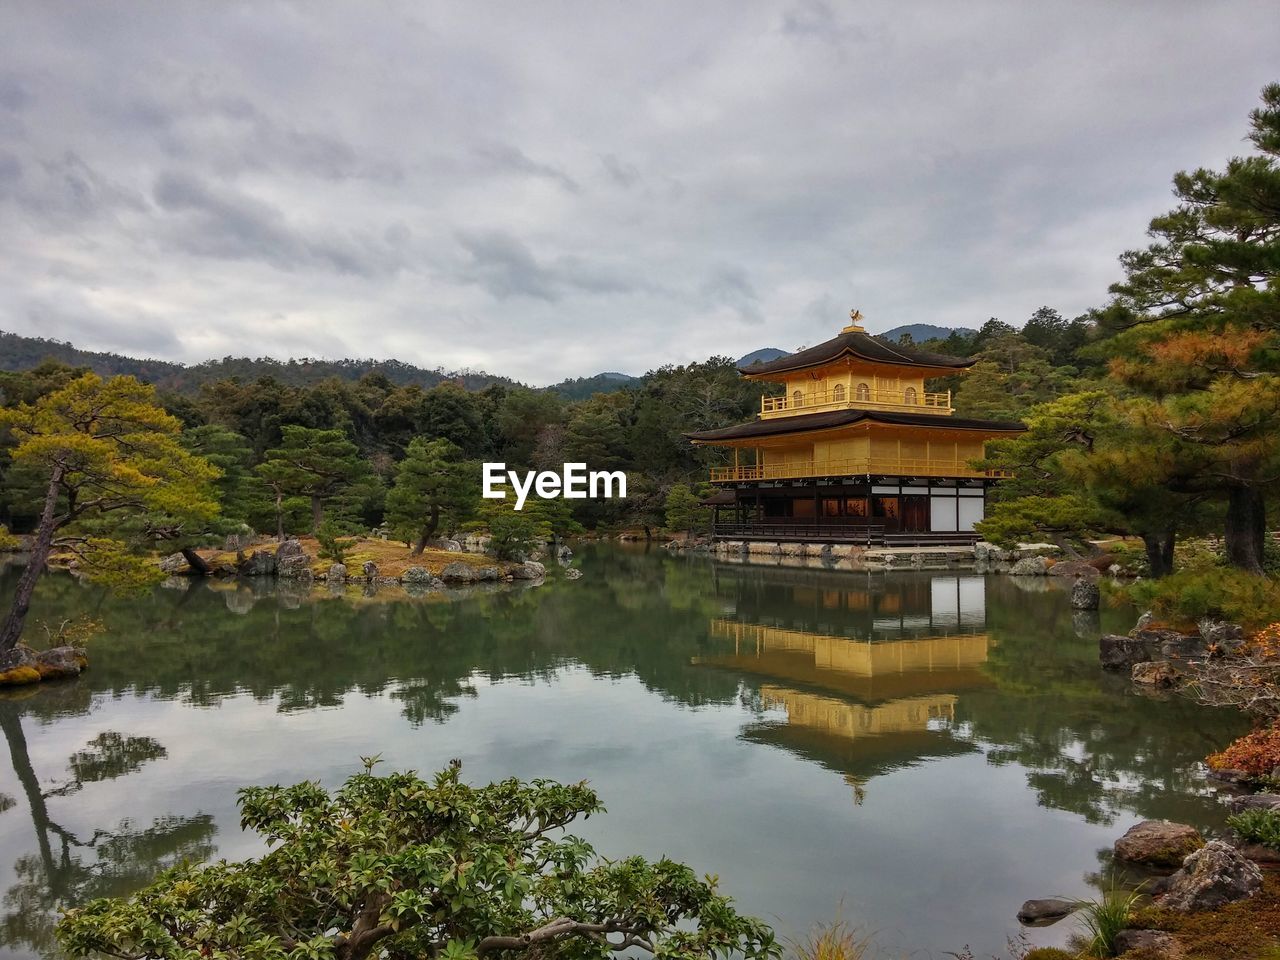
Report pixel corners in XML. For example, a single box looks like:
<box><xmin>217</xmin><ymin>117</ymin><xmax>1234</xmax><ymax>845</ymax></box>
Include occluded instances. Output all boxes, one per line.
<box><xmin>685</xmin><ymin>408</ymin><xmax>1025</xmax><ymax>443</ymax></box>
<box><xmin>739</xmin><ymin>328</ymin><xmax>975</xmax><ymax>377</ymax></box>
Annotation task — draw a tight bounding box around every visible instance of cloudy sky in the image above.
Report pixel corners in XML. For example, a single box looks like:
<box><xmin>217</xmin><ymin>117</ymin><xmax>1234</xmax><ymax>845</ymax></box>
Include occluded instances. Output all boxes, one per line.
<box><xmin>0</xmin><ymin>2</ymin><xmax>1276</xmax><ymax>384</ymax></box>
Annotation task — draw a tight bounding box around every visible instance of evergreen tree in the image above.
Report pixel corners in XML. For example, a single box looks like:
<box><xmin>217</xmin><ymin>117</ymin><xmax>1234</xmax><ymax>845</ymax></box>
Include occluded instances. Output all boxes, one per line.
<box><xmin>180</xmin><ymin>425</ymin><xmax>264</xmax><ymax>532</ymax></box>
<box><xmin>1102</xmin><ymin>82</ymin><xmax>1280</xmax><ymax>573</ymax></box>
<box><xmin>256</xmin><ymin>426</ymin><xmax>371</xmax><ymax>536</ymax></box>
<box><xmin>384</xmin><ymin>438</ymin><xmax>478</xmax><ymax>553</ymax></box>
<box><xmin>0</xmin><ymin>374</ymin><xmax>219</xmax><ymax>651</ymax></box>
<box><xmin>664</xmin><ymin>484</ymin><xmax>709</xmax><ymax>537</ymax></box>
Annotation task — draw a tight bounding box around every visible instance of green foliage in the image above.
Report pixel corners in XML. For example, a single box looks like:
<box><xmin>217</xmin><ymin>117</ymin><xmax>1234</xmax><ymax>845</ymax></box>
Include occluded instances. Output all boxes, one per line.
<box><xmin>385</xmin><ymin>438</ymin><xmax>478</xmax><ymax>550</ymax></box>
<box><xmin>1071</xmin><ymin>882</ymin><xmax>1144</xmax><ymax>957</ymax></box>
<box><xmin>1228</xmin><ymin>808</ymin><xmax>1280</xmax><ymax>849</ymax></box>
<box><xmin>181</xmin><ymin>424</ymin><xmax>266</xmax><ymax>534</ymax></box>
<box><xmin>315</xmin><ymin>518</ymin><xmax>359</xmax><ymax>565</ymax></box>
<box><xmin>257</xmin><ymin>425</ymin><xmax>374</xmax><ymax>533</ymax></box>
<box><xmin>488</xmin><ymin>512</ymin><xmax>538</xmax><ymax>562</ymax></box>
<box><xmin>0</xmin><ymin>373</ymin><xmax>220</xmax><ymax>590</ymax></box>
<box><xmin>1128</xmin><ymin>568</ymin><xmax>1280</xmax><ymax>628</ymax></box>
<box><xmin>664</xmin><ymin>484</ymin><xmax>709</xmax><ymax>536</ymax></box>
<box><xmin>56</xmin><ymin>764</ymin><xmax>777</xmax><ymax>960</ymax></box>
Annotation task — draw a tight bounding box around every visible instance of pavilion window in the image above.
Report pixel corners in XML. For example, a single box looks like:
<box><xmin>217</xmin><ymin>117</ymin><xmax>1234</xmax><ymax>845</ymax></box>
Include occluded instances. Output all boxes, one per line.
<box><xmin>793</xmin><ymin>390</ymin><xmax>804</xmax><ymax>408</ymax></box>
<box><xmin>855</xmin><ymin>382</ymin><xmax>870</xmax><ymax>401</ymax></box>
<box><xmin>832</xmin><ymin>383</ymin><xmax>846</xmax><ymax>402</ymax></box>
<box><xmin>904</xmin><ymin>386</ymin><xmax>918</xmax><ymax>405</ymax></box>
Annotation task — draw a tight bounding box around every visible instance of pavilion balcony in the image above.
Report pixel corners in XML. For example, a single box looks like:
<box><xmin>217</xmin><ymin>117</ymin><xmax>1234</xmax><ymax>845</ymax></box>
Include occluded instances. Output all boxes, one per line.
<box><xmin>760</xmin><ymin>387</ymin><xmax>952</xmax><ymax>419</ymax></box>
<box><xmin>709</xmin><ymin>457</ymin><xmax>1011</xmax><ymax>483</ymax></box>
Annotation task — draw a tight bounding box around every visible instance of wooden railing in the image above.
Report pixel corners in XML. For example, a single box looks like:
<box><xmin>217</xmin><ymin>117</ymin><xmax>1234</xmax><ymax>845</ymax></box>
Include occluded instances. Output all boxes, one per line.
<box><xmin>761</xmin><ymin>387</ymin><xmax>952</xmax><ymax>418</ymax></box>
<box><xmin>709</xmin><ymin>457</ymin><xmax>1011</xmax><ymax>482</ymax></box>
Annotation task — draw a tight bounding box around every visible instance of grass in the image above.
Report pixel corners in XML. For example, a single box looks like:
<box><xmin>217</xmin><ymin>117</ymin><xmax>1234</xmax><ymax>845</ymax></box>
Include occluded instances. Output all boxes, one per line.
<box><xmin>1070</xmin><ymin>883</ymin><xmax>1145</xmax><ymax>958</ymax></box>
<box><xmin>200</xmin><ymin>536</ymin><xmax>506</xmax><ymax>578</ymax></box>
<box><xmin>1229</xmin><ymin>808</ymin><xmax>1280</xmax><ymax>849</ymax></box>
<box><xmin>786</xmin><ymin>920</ymin><xmax>878</xmax><ymax>960</ymax></box>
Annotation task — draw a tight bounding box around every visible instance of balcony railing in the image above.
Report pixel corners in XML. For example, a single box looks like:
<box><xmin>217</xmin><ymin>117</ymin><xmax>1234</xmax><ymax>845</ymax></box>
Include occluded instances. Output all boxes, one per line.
<box><xmin>709</xmin><ymin>457</ymin><xmax>1011</xmax><ymax>483</ymax></box>
<box><xmin>761</xmin><ymin>387</ymin><xmax>952</xmax><ymax>419</ymax></box>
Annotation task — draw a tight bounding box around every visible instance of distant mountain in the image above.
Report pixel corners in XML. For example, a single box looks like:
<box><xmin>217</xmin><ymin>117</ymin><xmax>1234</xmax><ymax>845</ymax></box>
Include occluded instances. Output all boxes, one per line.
<box><xmin>546</xmin><ymin>371</ymin><xmax>639</xmax><ymax>400</ymax></box>
<box><xmin>737</xmin><ymin>347</ymin><xmax>788</xmax><ymax>367</ymax></box>
<box><xmin>878</xmin><ymin>324</ymin><xmax>977</xmax><ymax>343</ymax></box>
<box><xmin>0</xmin><ymin>330</ymin><xmax>519</xmax><ymax>394</ymax></box>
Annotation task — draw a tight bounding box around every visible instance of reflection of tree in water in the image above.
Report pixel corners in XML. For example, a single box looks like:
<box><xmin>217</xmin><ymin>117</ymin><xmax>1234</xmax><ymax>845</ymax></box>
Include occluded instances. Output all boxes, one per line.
<box><xmin>965</xmin><ymin>577</ymin><xmax>1250</xmax><ymax>829</ymax></box>
<box><xmin>0</xmin><ymin>704</ymin><xmax>216</xmax><ymax>958</ymax></box>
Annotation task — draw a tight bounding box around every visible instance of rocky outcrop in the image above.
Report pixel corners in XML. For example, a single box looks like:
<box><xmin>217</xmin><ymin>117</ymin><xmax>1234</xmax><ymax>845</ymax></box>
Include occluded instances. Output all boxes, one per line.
<box><xmin>1158</xmin><ymin>839</ymin><xmax>1262</xmax><ymax>911</ymax></box>
<box><xmin>439</xmin><ymin>561</ymin><xmax>502</xmax><ymax>583</ymax></box>
<box><xmin>362</xmin><ymin>560</ymin><xmax>378</xmax><ymax>581</ymax></box>
<box><xmin>1015</xmin><ymin>898</ymin><xmax>1078</xmax><ymax>925</ymax></box>
<box><xmin>1132</xmin><ymin>661</ymin><xmax>1183</xmax><ymax>687</ymax></box>
<box><xmin>401</xmin><ymin>566</ymin><xmax>433</xmax><ymax>583</ymax></box>
<box><xmin>0</xmin><ymin>644</ymin><xmax>88</xmax><ymax>687</ymax></box>
<box><xmin>158</xmin><ymin>552</ymin><xmax>188</xmax><ymax>574</ymax></box>
<box><xmin>237</xmin><ymin>548</ymin><xmax>278</xmax><ymax>576</ymax></box>
<box><xmin>1010</xmin><ymin>556</ymin><xmax>1050</xmax><ymax>576</ymax></box>
<box><xmin>564</xmin><ymin>568</ymin><xmax>583</xmax><ymax>580</ymax></box>
<box><xmin>1048</xmin><ymin>560</ymin><xmax>1101</xmax><ymax>580</ymax></box>
<box><xmin>274</xmin><ymin>539</ymin><xmax>312</xmax><ymax>579</ymax></box>
<box><xmin>1070</xmin><ymin>578</ymin><xmax>1100</xmax><ymax>610</ymax></box>
<box><xmin>1113</xmin><ymin>930</ymin><xmax>1184</xmax><ymax>957</ymax></box>
<box><xmin>1227</xmin><ymin>793</ymin><xmax>1280</xmax><ymax>814</ymax></box>
<box><xmin>1114</xmin><ymin>820</ymin><xmax>1205</xmax><ymax>868</ymax></box>
<box><xmin>512</xmin><ymin>560</ymin><xmax>546</xmax><ymax>580</ymax></box>
<box><xmin>327</xmin><ymin>563</ymin><xmax>347</xmax><ymax>582</ymax></box>
<box><xmin>1101</xmin><ymin>628</ymin><xmax>1210</xmax><ymax>671</ymax></box>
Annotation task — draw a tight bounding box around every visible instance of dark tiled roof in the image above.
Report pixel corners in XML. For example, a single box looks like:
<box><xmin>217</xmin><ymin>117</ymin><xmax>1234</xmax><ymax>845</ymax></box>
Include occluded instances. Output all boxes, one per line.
<box><xmin>686</xmin><ymin>409</ymin><xmax>1025</xmax><ymax>442</ymax></box>
<box><xmin>739</xmin><ymin>330</ymin><xmax>975</xmax><ymax>375</ymax></box>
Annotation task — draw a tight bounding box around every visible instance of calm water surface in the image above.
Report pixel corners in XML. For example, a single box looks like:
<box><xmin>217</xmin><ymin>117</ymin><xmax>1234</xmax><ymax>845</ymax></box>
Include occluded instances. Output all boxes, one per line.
<box><xmin>0</xmin><ymin>546</ymin><xmax>1249</xmax><ymax>958</ymax></box>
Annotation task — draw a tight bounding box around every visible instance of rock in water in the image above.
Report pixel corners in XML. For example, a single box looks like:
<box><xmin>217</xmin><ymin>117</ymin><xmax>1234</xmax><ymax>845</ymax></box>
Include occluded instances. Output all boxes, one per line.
<box><xmin>1114</xmin><ymin>820</ymin><xmax>1205</xmax><ymax>868</ymax></box>
<box><xmin>439</xmin><ymin>561</ymin><xmax>479</xmax><ymax>583</ymax></box>
<box><xmin>401</xmin><ymin>566</ymin><xmax>432</xmax><ymax>583</ymax></box>
<box><xmin>1132</xmin><ymin>661</ymin><xmax>1182</xmax><ymax>686</ymax></box>
<box><xmin>1009</xmin><ymin>556</ymin><xmax>1049</xmax><ymax>576</ymax></box>
<box><xmin>564</xmin><ymin>568</ymin><xmax>583</xmax><ymax>580</ymax></box>
<box><xmin>1159</xmin><ymin>840</ymin><xmax>1262</xmax><ymax>911</ymax></box>
<box><xmin>1100</xmin><ymin>634</ymin><xmax>1155</xmax><ymax>670</ymax></box>
<box><xmin>1070</xmin><ymin>577</ymin><xmax>1100</xmax><ymax>610</ymax></box>
<box><xmin>362</xmin><ymin>560</ymin><xmax>378</xmax><ymax>580</ymax></box>
<box><xmin>35</xmin><ymin>646</ymin><xmax>88</xmax><ymax>680</ymax></box>
<box><xmin>512</xmin><ymin>560</ymin><xmax>546</xmax><ymax>580</ymax></box>
<box><xmin>328</xmin><ymin>563</ymin><xmax>347</xmax><ymax>582</ymax></box>
<box><xmin>1015</xmin><ymin>898</ymin><xmax>1078</xmax><ymax>925</ymax></box>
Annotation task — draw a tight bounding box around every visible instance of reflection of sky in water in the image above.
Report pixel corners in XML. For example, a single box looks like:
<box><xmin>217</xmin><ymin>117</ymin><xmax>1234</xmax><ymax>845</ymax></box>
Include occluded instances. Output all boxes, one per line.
<box><xmin>0</xmin><ymin>553</ymin><xmax>1250</xmax><ymax>960</ymax></box>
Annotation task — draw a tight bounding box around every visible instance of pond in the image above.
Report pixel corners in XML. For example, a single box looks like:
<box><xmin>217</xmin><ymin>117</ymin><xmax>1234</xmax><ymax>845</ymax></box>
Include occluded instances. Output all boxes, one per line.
<box><xmin>0</xmin><ymin>545</ymin><xmax>1250</xmax><ymax>959</ymax></box>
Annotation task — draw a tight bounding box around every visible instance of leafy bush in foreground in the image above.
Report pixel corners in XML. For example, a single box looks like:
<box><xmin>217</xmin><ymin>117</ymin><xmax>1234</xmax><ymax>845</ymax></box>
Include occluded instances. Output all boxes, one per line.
<box><xmin>1228</xmin><ymin>809</ymin><xmax>1280</xmax><ymax>850</ymax></box>
<box><xmin>1207</xmin><ymin>725</ymin><xmax>1280</xmax><ymax>780</ymax></box>
<box><xmin>57</xmin><ymin>761</ymin><xmax>777</xmax><ymax>960</ymax></box>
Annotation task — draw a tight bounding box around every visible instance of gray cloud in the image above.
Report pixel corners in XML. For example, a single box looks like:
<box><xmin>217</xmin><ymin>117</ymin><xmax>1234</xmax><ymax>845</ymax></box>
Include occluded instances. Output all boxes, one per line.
<box><xmin>0</xmin><ymin>2</ymin><xmax>1276</xmax><ymax>383</ymax></box>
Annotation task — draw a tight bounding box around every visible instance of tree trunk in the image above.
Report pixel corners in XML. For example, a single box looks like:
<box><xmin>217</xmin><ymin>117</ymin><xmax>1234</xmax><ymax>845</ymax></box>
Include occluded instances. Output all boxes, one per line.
<box><xmin>311</xmin><ymin>496</ymin><xmax>324</xmax><ymax>533</ymax></box>
<box><xmin>1225</xmin><ymin>485</ymin><xmax>1266</xmax><ymax>575</ymax></box>
<box><xmin>274</xmin><ymin>491</ymin><xmax>284</xmax><ymax>542</ymax></box>
<box><xmin>411</xmin><ymin>507</ymin><xmax>441</xmax><ymax>556</ymax></box>
<box><xmin>0</xmin><ymin>465</ymin><xmax>64</xmax><ymax>653</ymax></box>
<box><xmin>180</xmin><ymin>546</ymin><xmax>213</xmax><ymax>576</ymax></box>
<box><xmin>1142</xmin><ymin>530</ymin><xmax>1176</xmax><ymax>578</ymax></box>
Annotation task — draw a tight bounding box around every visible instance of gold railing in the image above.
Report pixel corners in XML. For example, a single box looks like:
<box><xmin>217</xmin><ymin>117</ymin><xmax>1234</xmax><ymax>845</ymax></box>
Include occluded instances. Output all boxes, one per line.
<box><xmin>709</xmin><ymin>457</ymin><xmax>1011</xmax><ymax>482</ymax></box>
<box><xmin>761</xmin><ymin>387</ymin><xmax>952</xmax><ymax>419</ymax></box>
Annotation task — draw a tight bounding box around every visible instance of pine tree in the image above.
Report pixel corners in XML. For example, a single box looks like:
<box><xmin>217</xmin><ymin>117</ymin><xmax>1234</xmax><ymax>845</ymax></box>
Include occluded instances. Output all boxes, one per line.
<box><xmin>0</xmin><ymin>374</ymin><xmax>220</xmax><ymax>651</ymax></box>
<box><xmin>1102</xmin><ymin>83</ymin><xmax>1280</xmax><ymax>573</ymax></box>
<box><xmin>256</xmin><ymin>426</ymin><xmax>371</xmax><ymax>536</ymax></box>
<box><xmin>664</xmin><ymin>484</ymin><xmax>709</xmax><ymax>537</ymax></box>
<box><xmin>384</xmin><ymin>438</ymin><xmax>478</xmax><ymax>553</ymax></box>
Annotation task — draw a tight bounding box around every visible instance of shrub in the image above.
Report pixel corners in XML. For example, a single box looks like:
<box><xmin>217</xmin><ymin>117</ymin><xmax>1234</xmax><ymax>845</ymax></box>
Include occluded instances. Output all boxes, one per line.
<box><xmin>1024</xmin><ymin>950</ymin><xmax>1076</xmax><ymax>960</ymax></box>
<box><xmin>57</xmin><ymin>762</ymin><xmax>777</xmax><ymax>960</ymax></box>
<box><xmin>1207</xmin><ymin>725</ymin><xmax>1280</xmax><ymax>779</ymax></box>
<box><xmin>1128</xmin><ymin>568</ymin><xmax>1280</xmax><ymax>629</ymax></box>
<box><xmin>1228</xmin><ymin>808</ymin><xmax>1280</xmax><ymax>849</ymax></box>
<box><xmin>488</xmin><ymin>511</ymin><xmax>537</xmax><ymax>561</ymax></box>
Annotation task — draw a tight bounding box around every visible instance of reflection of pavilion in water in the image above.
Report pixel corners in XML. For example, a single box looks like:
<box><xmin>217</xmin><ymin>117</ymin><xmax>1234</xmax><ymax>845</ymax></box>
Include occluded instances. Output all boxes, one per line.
<box><xmin>700</xmin><ymin>572</ymin><xmax>992</xmax><ymax>787</ymax></box>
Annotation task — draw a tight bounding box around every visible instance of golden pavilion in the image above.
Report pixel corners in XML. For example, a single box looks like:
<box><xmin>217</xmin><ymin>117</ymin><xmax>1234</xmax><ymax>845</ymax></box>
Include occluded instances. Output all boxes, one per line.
<box><xmin>686</xmin><ymin>310</ymin><xmax>1025</xmax><ymax>546</ymax></box>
